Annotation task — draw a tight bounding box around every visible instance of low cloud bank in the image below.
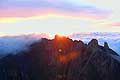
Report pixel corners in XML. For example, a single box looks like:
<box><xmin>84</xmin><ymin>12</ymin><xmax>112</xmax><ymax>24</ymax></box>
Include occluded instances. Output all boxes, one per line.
<box><xmin>0</xmin><ymin>32</ymin><xmax>119</xmax><ymax>57</ymax></box>
<box><xmin>0</xmin><ymin>34</ymin><xmax>49</xmax><ymax>56</ymax></box>
<box><xmin>69</xmin><ymin>32</ymin><xmax>120</xmax><ymax>54</ymax></box>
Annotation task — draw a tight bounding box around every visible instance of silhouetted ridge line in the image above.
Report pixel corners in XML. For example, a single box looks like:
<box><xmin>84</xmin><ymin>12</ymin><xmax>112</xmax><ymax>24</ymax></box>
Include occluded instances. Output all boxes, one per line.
<box><xmin>0</xmin><ymin>36</ymin><xmax>120</xmax><ymax>80</ymax></box>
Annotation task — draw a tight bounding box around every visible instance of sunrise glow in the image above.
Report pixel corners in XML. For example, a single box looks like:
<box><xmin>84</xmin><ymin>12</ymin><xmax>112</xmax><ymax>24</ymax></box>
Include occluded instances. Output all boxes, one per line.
<box><xmin>58</xmin><ymin>51</ymin><xmax>77</xmax><ymax>63</ymax></box>
<box><xmin>0</xmin><ymin>0</ymin><xmax>120</xmax><ymax>36</ymax></box>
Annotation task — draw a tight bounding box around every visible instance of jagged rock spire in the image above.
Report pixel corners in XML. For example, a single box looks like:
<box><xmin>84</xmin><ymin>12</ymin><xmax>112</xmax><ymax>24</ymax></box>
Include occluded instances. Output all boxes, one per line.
<box><xmin>88</xmin><ymin>39</ymin><xmax>98</xmax><ymax>48</ymax></box>
<box><xmin>104</xmin><ymin>42</ymin><xmax>109</xmax><ymax>49</ymax></box>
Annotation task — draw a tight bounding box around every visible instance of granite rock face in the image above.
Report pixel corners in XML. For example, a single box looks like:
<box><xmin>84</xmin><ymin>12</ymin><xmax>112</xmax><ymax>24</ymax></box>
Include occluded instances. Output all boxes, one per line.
<box><xmin>0</xmin><ymin>36</ymin><xmax>120</xmax><ymax>80</ymax></box>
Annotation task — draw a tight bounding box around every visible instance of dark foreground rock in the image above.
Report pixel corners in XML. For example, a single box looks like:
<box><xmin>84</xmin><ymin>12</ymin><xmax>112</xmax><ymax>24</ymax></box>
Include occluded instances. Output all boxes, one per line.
<box><xmin>0</xmin><ymin>35</ymin><xmax>120</xmax><ymax>80</ymax></box>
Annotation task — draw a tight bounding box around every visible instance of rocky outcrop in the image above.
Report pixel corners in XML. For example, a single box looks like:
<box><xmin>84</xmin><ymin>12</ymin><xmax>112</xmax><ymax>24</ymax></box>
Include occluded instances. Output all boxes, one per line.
<box><xmin>104</xmin><ymin>42</ymin><xmax>109</xmax><ymax>49</ymax></box>
<box><xmin>88</xmin><ymin>39</ymin><xmax>99</xmax><ymax>48</ymax></box>
<box><xmin>0</xmin><ymin>36</ymin><xmax>120</xmax><ymax>80</ymax></box>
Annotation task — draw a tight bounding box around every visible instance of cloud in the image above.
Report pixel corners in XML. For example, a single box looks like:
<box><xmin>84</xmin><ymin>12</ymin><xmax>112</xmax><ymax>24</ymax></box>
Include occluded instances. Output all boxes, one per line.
<box><xmin>0</xmin><ymin>0</ymin><xmax>110</xmax><ymax>19</ymax></box>
<box><xmin>69</xmin><ymin>32</ymin><xmax>120</xmax><ymax>54</ymax></box>
<box><xmin>0</xmin><ymin>32</ymin><xmax>120</xmax><ymax>57</ymax></box>
<box><xmin>102</xmin><ymin>22</ymin><xmax>120</xmax><ymax>27</ymax></box>
<box><xmin>0</xmin><ymin>33</ymin><xmax>49</xmax><ymax>56</ymax></box>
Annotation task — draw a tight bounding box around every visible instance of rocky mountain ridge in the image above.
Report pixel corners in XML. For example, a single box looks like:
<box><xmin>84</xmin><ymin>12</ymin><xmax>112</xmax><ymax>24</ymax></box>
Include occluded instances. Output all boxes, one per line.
<box><xmin>0</xmin><ymin>35</ymin><xmax>120</xmax><ymax>80</ymax></box>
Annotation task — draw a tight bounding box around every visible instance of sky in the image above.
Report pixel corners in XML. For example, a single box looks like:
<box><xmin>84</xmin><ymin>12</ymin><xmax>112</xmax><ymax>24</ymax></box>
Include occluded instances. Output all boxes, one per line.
<box><xmin>0</xmin><ymin>0</ymin><xmax>120</xmax><ymax>35</ymax></box>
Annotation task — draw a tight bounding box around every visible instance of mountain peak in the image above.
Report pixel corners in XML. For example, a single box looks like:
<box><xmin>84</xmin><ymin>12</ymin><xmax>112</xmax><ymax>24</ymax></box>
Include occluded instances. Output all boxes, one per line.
<box><xmin>104</xmin><ymin>42</ymin><xmax>109</xmax><ymax>49</ymax></box>
<box><xmin>0</xmin><ymin>37</ymin><xmax>120</xmax><ymax>80</ymax></box>
<box><xmin>88</xmin><ymin>39</ymin><xmax>98</xmax><ymax>48</ymax></box>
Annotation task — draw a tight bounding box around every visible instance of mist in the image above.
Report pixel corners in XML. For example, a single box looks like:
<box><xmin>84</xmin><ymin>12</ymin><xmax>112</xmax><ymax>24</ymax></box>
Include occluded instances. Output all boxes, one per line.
<box><xmin>0</xmin><ymin>32</ymin><xmax>120</xmax><ymax>57</ymax></box>
<box><xmin>0</xmin><ymin>33</ymin><xmax>49</xmax><ymax>56</ymax></box>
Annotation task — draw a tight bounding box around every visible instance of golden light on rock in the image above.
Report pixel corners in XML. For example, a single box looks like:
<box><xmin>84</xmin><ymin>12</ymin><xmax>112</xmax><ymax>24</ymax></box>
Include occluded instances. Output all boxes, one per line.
<box><xmin>58</xmin><ymin>51</ymin><xmax>77</xmax><ymax>63</ymax></box>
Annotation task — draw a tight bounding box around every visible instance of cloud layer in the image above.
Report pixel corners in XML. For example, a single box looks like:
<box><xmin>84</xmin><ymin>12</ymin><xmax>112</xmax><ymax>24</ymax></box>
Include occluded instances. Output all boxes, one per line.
<box><xmin>0</xmin><ymin>34</ymin><xmax>49</xmax><ymax>55</ymax></box>
<box><xmin>0</xmin><ymin>0</ymin><xmax>109</xmax><ymax>19</ymax></box>
<box><xmin>0</xmin><ymin>0</ymin><xmax>120</xmax><ymax>33</ymax></box>
<box><xmin>0</xmin><ymin>32</ymin><xmax>120</xmax><ymax>57</ymax></box>
<box><xmin>69</xmin><ymin>32</ymin><xmax>120</xmax><ymax>54</ymax></box>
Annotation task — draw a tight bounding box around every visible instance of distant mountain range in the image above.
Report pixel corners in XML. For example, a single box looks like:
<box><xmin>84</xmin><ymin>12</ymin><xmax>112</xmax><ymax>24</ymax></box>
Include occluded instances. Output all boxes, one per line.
<box><xmin>0</xmin><ymin>35</ymin><xmax>120</xmax><ymax>80</ymax></box>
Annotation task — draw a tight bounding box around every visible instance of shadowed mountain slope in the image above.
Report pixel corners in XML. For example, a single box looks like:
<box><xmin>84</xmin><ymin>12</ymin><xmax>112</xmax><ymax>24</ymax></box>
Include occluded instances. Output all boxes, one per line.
<box><xmin>0</xmin><ymin>35</ymin><xmax>120</xmax><ymax>80</ymax></box>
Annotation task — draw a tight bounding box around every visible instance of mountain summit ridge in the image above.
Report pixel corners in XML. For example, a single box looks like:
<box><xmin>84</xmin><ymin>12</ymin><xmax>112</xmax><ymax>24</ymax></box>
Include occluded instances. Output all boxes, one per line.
<box><xmin>0</xmin><ymin>36</ymin><xmax>120</xmax><ymax>80</ymax></box>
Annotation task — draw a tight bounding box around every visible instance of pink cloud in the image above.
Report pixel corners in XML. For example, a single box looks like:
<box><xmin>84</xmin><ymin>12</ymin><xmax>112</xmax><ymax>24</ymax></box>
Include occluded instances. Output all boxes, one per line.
<box><xmin>102</xmin><ymin>22</ymin><xmax>120</xmax><ymax>27</ymax></box>
<box><xmin>108</xmin><ymin>22</ymin><xmax>120</xmax><ymax>27</ymax></box>
<box><xmin>0</xmin><ymin>8</ymin><xmax>109</xmax><ymax>20</ymax></box>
